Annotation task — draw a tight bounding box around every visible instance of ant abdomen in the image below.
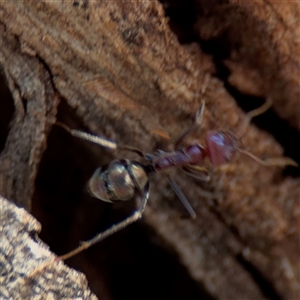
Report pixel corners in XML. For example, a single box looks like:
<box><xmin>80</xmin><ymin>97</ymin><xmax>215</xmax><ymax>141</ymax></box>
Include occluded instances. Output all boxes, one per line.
<box><xmin>88</xmin><ymin>159</ymin><xmax>149</xmax><ymax>203</ymax></box>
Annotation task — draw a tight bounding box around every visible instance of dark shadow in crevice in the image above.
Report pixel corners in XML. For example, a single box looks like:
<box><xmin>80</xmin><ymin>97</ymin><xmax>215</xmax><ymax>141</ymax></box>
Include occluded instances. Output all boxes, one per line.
<box><xmin>235</xmin><ymin>254</ymin><xmax>282</xmax><ymax>300</ymax></box>
<box><xmin>89</xmin><ymin>222</ymin><xmax>216</xmax><ymax>300</ymax></box>
<box><xmin>0</xmin><ymin>69</ymin><xmax>15</xmax><ymax>154</ymax></box>
<box><xmin>161</xmin><ymin>0</ymin><xmax>198</xmax><ymax>44</ymax></box>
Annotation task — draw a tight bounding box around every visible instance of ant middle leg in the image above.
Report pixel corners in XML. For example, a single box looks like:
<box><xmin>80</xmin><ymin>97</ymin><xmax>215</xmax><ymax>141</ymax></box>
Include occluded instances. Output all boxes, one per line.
<box><xmin>181</xmin><ymin>165</ymin><xmax>210</xmax><ymax>182</ymax></box>
<box><xmin>167</xmin><ymin>175</ymin><xmax>196</xmax><ymax>219</ymax></box>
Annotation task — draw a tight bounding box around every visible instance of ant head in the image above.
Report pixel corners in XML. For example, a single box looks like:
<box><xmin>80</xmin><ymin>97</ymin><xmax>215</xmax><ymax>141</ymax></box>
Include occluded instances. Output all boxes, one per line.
<box><xmin>205</xmin><ymin>130</ymin><xmax>240</xmax><ymax>165</ymax></box>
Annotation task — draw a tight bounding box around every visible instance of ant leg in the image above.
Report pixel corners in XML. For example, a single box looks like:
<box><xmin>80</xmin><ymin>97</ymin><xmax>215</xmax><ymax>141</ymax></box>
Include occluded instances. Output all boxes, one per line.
<box><xmin>58</xmin><ymin>181</ymin><xmax>150</xmax><ymax>261</ymax></box>
<box><xmin>56</xmin><ymin>122</ymin><xmax>117</xmax><ymax>150</ymax></box>
<box><xmin>236</xmin><ymin>98</ymin><xmax>273</xmax><ymax>138</ymax></box>
<box><xmin>117</xmin><ymin>145</ymin><xmax>146</xmax><ymax>158</ymax></box>
<box><xmin>28</xmin><ymin>182</ymin><xmax>150</xmax><ymax>277</ymax></box>
<box><xmin>181</xmin><ymin>165</ymin><xmax>211</xmax><ymax>182</ymax></box>
<box><xmin>239</xmin><ymin>149</ymin><xmax>298</xmax><ymax>167</ymax></box>
<box><xmin>167</xmin><ymin>175</ymin><xmax>196</xmax><ymax>219</ymax></box>
<box><xmin>56</xmin><ymin>122</ymin><xmax>146</xmax><ymax>158</ymax></box>
<box><xmin>195</xmin><ymin>100</ymin><xmax>206</xmax><ymax>125</ymax></box>
<box><xmin>174</xmin><ymin>101</ymin><xmax>205</xmax><ymax>149</ymax></box>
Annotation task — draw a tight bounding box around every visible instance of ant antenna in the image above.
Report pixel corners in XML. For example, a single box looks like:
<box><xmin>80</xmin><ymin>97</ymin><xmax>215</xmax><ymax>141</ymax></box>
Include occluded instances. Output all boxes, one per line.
<box><xmin>236</xmin><ymin>98</ymin><xmax>273</xmax><ymax>139</ymax></box>
<box><xmin>233</xmin><ymin>98</ymin><xmax>298</xmax><ymax>167</ymax></box>
<box><xmin>239</xmin><ymin>149</ymin><xmax>298</xmax><ymax>167</ymax></box>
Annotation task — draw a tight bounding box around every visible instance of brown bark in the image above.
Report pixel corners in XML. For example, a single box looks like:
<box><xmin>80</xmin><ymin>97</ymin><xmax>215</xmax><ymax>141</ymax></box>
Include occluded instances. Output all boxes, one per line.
<box><xmin>0</xmin><ymin>196</ymin><xmax>97</xmax><ymax>299</ymax></box>
<box><xmin>0</xmin><ymin>1</ymin><xmax>299</xmax><ymax>300</ymax></box>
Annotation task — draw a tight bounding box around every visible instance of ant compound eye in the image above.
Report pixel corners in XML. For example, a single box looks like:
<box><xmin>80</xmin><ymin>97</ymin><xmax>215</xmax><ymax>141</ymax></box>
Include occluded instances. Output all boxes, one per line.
<box><xmin>205</xmin><ymin>130</ymin><xmax>239</xmax><ymax>165</ymax></box>
<box><xmin>107</xmin><ymin>161</ymin><xmax>135</xmax><ymax>201</ymax></box>
<box><xmin>88</xmin><ymin>168</ymin><xmax>112</xmax><ymax>203</ymax></box>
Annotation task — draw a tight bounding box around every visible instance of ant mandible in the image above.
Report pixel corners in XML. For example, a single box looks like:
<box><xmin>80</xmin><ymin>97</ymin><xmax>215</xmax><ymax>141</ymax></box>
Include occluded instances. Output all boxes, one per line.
<box><xmin>51</xmin><ymin>99</ymin><xmax>298</xmax><ymax>261</ymax></box>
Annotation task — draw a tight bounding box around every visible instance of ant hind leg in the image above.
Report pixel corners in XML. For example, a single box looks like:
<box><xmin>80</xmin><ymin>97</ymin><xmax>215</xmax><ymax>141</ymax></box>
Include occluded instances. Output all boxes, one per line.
<box><xmin>56</xmin><ymin>122</ymin><xmax>146</xmax><ymax>158</ymax></box>
<box><xmin>27</xmin><ymin>182</ymin><xmax>150</xmax><ymax>277</ymax></box>
<box><xmin>57</xmin><ymin>181</ymin><xmax>150</xmax><ymax>261</ymax></box>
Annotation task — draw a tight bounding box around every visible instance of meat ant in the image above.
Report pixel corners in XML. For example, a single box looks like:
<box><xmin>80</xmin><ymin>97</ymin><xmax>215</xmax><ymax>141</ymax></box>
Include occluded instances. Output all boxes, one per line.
<box><xmin>34</xmin><ymin>99</ymin><xmax>298</xmax><ymax>265</ymax></box>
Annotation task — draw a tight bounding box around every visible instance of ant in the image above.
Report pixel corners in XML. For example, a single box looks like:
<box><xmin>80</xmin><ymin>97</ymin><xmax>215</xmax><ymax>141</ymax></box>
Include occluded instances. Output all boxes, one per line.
<box><xmin>37</xmin><ymin>99</ymin><xmax>298</xmax><ymax>264</ymax></box>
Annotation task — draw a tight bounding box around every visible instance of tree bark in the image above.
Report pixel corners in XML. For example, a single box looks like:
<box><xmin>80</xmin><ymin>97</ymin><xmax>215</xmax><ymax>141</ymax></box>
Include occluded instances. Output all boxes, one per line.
<box><xmin>0</xmin><ymin>1</ymin><xmax>299</xmax><ymax>300</ymax></box>
<box><xmin>0</xmin><ymin>196</ymin><xmax>97</xmax><ymax>299</ymax></box>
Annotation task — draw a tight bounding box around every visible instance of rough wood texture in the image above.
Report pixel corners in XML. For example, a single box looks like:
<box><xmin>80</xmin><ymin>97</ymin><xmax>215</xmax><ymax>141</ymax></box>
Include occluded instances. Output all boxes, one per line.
<box><xmin>0</xmin><ymin>1</ymin><xmax>299</xmax><ymax>300</ymax></box>
<box><xmin>194</xmin><ymin>0</ymin><xmax>300</xmax><ymax>129</ymax></box>
<box><xmin>0</xmin><ymin>196</ymin><xmax>97</xmax><ymax>299</ymax></box>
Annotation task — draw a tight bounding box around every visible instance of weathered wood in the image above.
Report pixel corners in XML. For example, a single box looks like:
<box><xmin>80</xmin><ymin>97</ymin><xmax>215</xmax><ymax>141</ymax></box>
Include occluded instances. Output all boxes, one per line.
<box><xmin>0</xmin><ymin>1</ymin><xmax>299</xmax><ymax>299</ymax></box>
<box><xmin>194</xmin><ymin>0</ymin><xmax>300</xmax><ymax>129</ymax></box>
<box><xmin>0</xmin><ymin>196</ymin><xmax>97</xmax><ymax>299</ymax></box>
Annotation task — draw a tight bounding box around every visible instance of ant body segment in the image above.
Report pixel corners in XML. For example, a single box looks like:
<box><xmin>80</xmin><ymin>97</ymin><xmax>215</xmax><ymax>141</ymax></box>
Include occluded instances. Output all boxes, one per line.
<box><xmin>47</xmin><ymin>100</ymin><xmax>298</xmax><ymax>261</ymax></box>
